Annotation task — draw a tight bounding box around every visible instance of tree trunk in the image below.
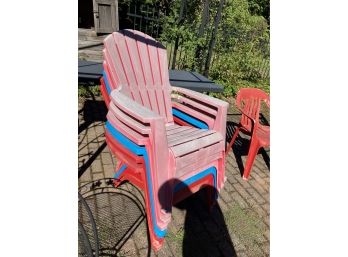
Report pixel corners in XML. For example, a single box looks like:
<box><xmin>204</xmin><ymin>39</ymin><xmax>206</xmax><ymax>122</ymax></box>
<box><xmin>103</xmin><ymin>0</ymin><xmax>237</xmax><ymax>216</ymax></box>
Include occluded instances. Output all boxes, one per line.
<box><xmin>171</xmin><ymin>36</ymin><xmax>180</xmax><ymax>69</ymax></box>
<box><xmin>171</xmin><ymin>0</ymin><xmax>186</xmax><ymax>70</ymax></box>
<box><xmin>193</xmin><ymin>0</ymin><xmax>210</xmax><ymax>71</ymax></box>
<box><xmin>203</xmin><ymin>0</ymin><xmax>224</xmax><ymax>77</ymax></box>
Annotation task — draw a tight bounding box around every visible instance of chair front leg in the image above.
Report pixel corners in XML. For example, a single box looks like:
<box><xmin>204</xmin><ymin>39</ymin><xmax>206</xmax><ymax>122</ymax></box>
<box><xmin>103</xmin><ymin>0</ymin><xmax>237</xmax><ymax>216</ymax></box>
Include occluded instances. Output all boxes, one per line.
<box><xmin>112</xmin><ymin>160</ymin><xmax>126</xmax><ymax>187</ymax></box>
<box><xmin>242</xmin><ymin>137</ymin><xmax>260</xmax><ymax>180</ymax></box>
<box><xmin>226</xmin><ymin>126</ymin><xmax>240</xmax><ymax>155</ymax></box>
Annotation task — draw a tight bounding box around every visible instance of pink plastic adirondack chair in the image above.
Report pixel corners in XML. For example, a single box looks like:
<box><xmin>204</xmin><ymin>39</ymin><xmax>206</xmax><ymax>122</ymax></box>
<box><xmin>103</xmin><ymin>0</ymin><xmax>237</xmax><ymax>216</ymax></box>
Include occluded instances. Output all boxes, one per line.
<box><xmin>226</xmin><ymin>88</ymin><xmax>270</xmax><ymax>180</ymax></box>
<box><xmin>101</xmin><ymin>29</ymin><xmax>229</xmax><ymax>250</ymax></box>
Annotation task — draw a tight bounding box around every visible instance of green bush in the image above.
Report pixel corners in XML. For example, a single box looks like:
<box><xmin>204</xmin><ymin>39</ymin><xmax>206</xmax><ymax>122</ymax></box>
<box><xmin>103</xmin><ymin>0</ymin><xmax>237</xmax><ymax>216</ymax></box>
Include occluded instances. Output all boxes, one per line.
<box><xmin>159</xmin><ymin>0</ymin><xmax>270</xmax><ymax>97</ymax></box>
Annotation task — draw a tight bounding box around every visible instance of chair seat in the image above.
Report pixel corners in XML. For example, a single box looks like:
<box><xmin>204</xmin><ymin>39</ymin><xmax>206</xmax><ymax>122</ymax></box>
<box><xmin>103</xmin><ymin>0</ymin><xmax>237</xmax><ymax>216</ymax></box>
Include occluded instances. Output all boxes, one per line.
<box><xmin>166</xmin><ymin>124</ymin><xmax>224</xmax><ymax>178</ymax></box>
<box><xmin>256</xmin><ymin>124</ymin><xmax>270</xmax><ymax>146</ymax></box>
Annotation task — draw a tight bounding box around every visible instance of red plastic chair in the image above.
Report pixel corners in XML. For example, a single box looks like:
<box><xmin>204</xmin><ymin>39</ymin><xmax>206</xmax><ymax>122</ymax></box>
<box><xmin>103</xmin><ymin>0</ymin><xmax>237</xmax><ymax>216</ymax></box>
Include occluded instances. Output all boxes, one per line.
<box><xmin>226</xmin><ymin>88</ymin><xmax>270</xmax><ymax>180</ymax></box>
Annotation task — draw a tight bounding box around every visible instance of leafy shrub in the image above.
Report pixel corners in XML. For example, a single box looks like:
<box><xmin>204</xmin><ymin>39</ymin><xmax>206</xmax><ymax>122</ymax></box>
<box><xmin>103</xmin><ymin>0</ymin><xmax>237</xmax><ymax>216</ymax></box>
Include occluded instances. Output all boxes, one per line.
<box><xmin>158</xmin><ymin>0</ymin><xmax>269</xmax><ymax>97</ymax></box>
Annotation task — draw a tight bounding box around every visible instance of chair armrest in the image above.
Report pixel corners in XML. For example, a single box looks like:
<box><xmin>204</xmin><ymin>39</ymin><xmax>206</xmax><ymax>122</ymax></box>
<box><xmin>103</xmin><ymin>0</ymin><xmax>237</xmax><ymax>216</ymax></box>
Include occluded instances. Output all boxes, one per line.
<box><xmin>171</xmin><ymin>87</ymin><xmax>229</xmax><ymax>138</ymax></box>
<box><xmin>110</xmin><ymin>90</ymin><xmax>163</xmax><ymax>124</ymax></box>
<box><xmin>108</xmin><ymin>90</ymin><xmax>166</xmax><ymax>146</ymax></box>
<box><xmin>108</xmin><ymin>89</ymin><xmax>172</xmax><ymax>229</ymax></box>
<box><xmin>237</xmin><ymin>107</ymin><xmax>256</xmax><ymax>123</ymax></box>
<box><xmin>236</xmin><ymin>100</ymin><xmax>270</xmax><ymax>124</ymax></box>
<box><xmin>172</xmin><ymin>87</ymin><xmax>229</xmax><ymax>110</ymax></box>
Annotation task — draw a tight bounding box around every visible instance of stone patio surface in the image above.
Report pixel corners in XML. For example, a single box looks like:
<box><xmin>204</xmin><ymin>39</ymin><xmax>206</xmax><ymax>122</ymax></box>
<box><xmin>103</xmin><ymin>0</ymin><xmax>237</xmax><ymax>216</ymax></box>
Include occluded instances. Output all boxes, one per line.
<box><xmin>78</xmin><ymin>94</ymin><xmax>270</xmax><ymax>257</ymax></box>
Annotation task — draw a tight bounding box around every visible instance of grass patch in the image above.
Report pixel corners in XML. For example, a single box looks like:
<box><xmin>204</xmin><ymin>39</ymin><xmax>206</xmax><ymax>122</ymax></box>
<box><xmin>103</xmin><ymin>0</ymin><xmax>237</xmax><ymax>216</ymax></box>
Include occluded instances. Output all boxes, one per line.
<box><xmin>225</xmin><ymin>204</ymin><xmax>267</xmax><ymax>255</ymax></box>
<box><xmin>165</xmin><ymin>226</ymin><xmax>185</xmax><ymax>243</ymax></box>
<box><xmin>165</xmin><ymin>226</ymin><xmax>184</xmax><ymax>256</ymax></box>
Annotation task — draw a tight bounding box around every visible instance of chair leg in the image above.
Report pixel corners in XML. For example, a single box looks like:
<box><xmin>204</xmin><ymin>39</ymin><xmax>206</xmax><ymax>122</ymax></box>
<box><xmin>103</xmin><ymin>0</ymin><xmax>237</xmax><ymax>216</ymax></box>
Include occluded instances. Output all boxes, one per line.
<box><xmin>242</xmin><ymin>138</ymin><xmax>260</xmax><ymax>180</ymax></box>
<box><xmin>144</xmin><ymin>187</ymin><xmax>167</xmax><ymax>252</ymax></box>
<box><xmin>226</xmin><ymin>127</ymin><xmax>240</xmax><ymax>155</ymax></box>
<box><xmin>113</xmin><ymin>161</ymin><xmax>125</xmax><ymax>188</ymax></box>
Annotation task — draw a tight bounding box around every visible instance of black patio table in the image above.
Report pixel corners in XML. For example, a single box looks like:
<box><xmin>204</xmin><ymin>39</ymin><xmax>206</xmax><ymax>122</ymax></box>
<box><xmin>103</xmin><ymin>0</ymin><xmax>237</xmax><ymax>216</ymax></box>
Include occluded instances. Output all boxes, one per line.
<box><xmin>78</xmin><ymin>59</ymin><xmax>224</xmax><ymax>93</ymax></box>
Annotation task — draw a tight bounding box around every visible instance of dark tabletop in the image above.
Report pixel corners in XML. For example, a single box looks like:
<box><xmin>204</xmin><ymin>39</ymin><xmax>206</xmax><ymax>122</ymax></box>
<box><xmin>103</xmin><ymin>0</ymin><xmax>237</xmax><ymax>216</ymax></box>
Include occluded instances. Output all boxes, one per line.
<box><xmin>78</xmin><ymin>59</ymin><xmax>223</xmax><ymax>93</ymax></box>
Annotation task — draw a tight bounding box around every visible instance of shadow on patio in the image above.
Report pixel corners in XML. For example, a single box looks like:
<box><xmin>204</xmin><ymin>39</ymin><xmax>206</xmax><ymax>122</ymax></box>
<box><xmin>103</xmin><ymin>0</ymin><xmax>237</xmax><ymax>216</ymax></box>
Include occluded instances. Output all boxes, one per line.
<box><xmin>79</xmin><ymin>178</ymin><xmax>238</xmax><ymax>257</ymax></box>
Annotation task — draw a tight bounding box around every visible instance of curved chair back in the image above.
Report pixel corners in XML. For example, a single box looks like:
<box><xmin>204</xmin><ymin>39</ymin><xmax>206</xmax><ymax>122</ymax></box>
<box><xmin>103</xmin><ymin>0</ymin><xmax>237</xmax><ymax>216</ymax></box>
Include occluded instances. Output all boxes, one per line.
<box><xmin>103</xmin><ymin>29</ymin><xmax>173</xmax><ymax>123</ymax></box>
<box><xmin>236</xmin><ymin>88</ymin><xmax>270</xmax><ymax>132</ymax></box>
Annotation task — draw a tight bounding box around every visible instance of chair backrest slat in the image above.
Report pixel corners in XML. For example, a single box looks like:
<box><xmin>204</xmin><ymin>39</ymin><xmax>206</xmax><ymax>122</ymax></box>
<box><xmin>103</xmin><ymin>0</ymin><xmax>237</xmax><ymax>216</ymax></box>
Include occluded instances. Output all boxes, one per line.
<box><xmin>103</xmin><ymin>36</ymin><xmax>127</xmax><ymax>86</ymax></box>
<box><xmin>123</xmin><ymin>32</ymin><xmax>152</xmax><ymax>109</ymax></box>
<box><xmin>112</xmin><ymin>32</ymin><xmax>145</xmax><ymax>105</ymax></box>
<box><xmin>132</xmin><ymin>30</ymin><xmax>163</xmax><ymax>117</ymax></box>
<box><xmin>103</xmin><ymin>29</ymin><xmax>173</xmax><ymax>123</ymax></box>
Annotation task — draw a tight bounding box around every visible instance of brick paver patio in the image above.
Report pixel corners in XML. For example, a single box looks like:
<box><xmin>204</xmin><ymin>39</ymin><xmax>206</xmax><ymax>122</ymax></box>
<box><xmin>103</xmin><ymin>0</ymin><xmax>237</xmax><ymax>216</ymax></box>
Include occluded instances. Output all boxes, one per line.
<box><xmin>78</xmin><ymin>94</ymin><xmax>270</xmax><ymax>257</ymax></box>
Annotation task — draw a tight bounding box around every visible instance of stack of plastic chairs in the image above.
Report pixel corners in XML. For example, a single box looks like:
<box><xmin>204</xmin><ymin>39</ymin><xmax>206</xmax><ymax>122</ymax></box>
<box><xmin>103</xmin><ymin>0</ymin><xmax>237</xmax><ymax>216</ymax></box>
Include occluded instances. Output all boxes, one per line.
<box><xmin>99</xmin><ymin>29</ymin><xmax>229</xmax><ymax>250</ymax></box>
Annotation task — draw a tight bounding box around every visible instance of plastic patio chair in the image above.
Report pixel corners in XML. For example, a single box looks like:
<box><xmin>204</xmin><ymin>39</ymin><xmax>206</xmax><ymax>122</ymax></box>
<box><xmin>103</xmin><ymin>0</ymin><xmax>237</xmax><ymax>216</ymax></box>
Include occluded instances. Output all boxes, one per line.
<box><xmin>225</xmin><ymin>88</ymin><xmax>270</xmax><ymax>180</ymax></box>
<box><xmin>99</xmin><ymin>29</ymin><xmax>229</xmax><ymax>251</ymax></box>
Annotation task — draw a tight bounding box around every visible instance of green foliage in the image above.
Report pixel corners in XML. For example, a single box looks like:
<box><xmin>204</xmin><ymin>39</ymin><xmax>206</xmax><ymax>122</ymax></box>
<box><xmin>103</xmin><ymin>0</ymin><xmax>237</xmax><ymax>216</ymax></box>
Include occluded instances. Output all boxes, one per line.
<box><xmin>78</xmin><ymin>85</ymin><xmax>101</xmax><ymax>98</ymax></box>
<box><xmin>209</xmin><ymin>0</ymin><xmax>269</xmax><ymax>96</ymax></box>
<box><xmin>158</xmin><ymin>0</ymin><xmax>269</xmax><ymax>97</ymax></box>
<box><xmin>247</xmin><ymin>0</ymin><xmax>270</xmax><ymax>22</ymax></box>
